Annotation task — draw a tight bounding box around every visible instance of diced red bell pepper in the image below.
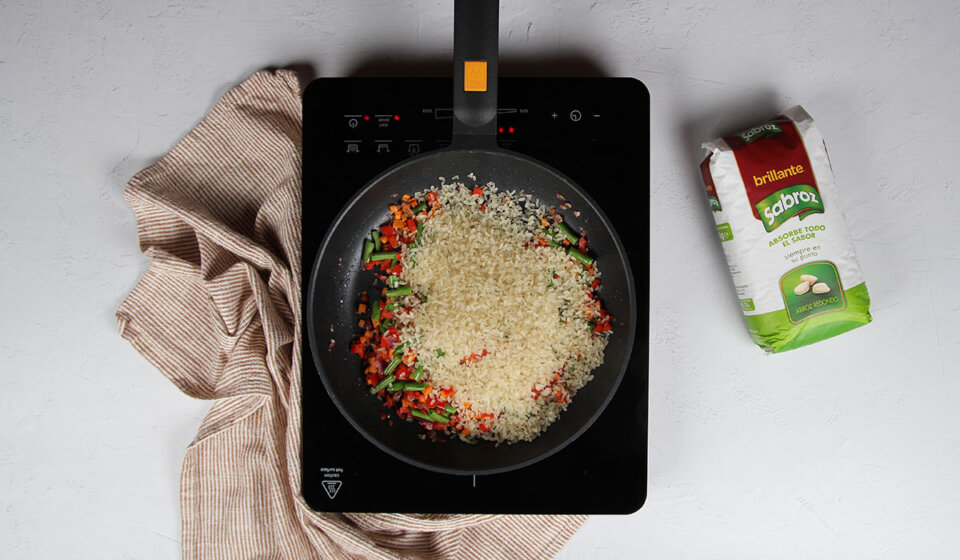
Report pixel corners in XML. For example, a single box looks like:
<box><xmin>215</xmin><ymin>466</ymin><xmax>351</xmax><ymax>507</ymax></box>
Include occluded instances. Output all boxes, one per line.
<box><xmin>577</xmin><ymin>236</ymin><xmax>587</xmax><ymax>251</ymax></box>
<box><xmin>592</xmin><ymin>322</ymin><xmax>612</xmax><ymax>333</ymax></box>
<box><xmin>471</xmin><ymin>186</ymin><xmax>483</xmax><ymax>196</ymax></box>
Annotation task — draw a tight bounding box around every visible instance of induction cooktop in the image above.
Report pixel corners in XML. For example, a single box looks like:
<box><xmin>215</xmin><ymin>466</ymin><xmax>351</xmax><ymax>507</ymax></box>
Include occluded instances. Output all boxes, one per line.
<box><xmin>302</xmin><ymin>77</ymin><xmax>648</xmax><ymax>514</ymax></box>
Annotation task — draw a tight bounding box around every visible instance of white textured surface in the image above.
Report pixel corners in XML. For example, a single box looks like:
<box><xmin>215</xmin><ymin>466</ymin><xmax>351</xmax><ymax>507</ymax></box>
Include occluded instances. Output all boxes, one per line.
<box><xmin>2</xmin><ymin>0</ymin><xmax>959</xmax><ymax>558</ymax></box>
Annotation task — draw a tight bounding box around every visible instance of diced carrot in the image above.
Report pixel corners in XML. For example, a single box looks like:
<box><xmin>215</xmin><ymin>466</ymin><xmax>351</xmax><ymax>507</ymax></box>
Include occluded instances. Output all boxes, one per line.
<box><xmin>389</xmin><ymin>204</ymin><xmax>399</xmax><ymax>213</ymax></box>
<box><xmin>401</xmin><ymin>194</ymin><xmax>411</xmax><ymax>202</ymax></box>
<box><xmin>357</xmin><ymin>303</ymin><xmax>367</xmax><ymax>314</ymax></box>
<box><xmin>479</xmin><ymin>203</ymin><xmax>486</xmax><ymax>212</ymax></box>
<box><xmin>471</xmin><ymin>186</ymin><xmax>483</xmax><ymax>196</ymax></box>
<box><xmin>540</xmin><ymin>217</ymin><xmax>550</xmax><ymax>228</ymax></box>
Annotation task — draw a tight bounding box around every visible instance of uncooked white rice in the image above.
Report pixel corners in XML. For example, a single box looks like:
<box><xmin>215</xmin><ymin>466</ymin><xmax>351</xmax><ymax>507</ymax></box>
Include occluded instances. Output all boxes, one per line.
<box><xmin>394</xmin><ymin>178</ymin><xmax>608</xmax><ymax>443</ymax></box>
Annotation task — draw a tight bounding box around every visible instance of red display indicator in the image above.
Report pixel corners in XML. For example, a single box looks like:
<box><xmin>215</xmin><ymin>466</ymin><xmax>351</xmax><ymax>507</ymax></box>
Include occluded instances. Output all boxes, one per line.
<box><xmin>363</xmin><ymin>115</ymin><xmax>370</xmax><ymax>121</ymax></box>
<box><xmin>508</xmin><ymin>127</ymin><xmax>515</xmax><ymax>134</ymax></box>
<box><xmin>393</xmin><ymin>115</ymin><xmax>400</xmax><ymax>121</ymax></box>
<box><xmin>498</xmin><ymin>127</ymin><xmax>504</xmax><ymax>133</ymax></box>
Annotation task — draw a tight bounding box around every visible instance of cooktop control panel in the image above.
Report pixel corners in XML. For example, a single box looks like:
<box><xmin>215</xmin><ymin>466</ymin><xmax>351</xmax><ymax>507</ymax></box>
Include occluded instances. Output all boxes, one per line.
<box><xmin>311</xmin><ymin>78</ymin><xmax>637</xmax><ymax>173</ymax></box>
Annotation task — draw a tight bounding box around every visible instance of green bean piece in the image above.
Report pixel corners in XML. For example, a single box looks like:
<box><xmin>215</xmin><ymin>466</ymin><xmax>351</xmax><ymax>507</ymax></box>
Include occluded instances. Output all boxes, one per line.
<box><xmin>411</xmin><ymin>409</ymin><xmax>432</xmax><ymax>421</ymax></box>
<box><xmin>372</xmin><ymin>230</ymin><xmax>382</xmax><ymax>251</ymax></box>
<box><xmin>361</xmin><ymin>239</ymin><xmax>374</xmax><ymax>264</ymax></box>
<box><xmin>411</xmin><ymin>364</ymin><xmax>424</xmax><ymax>381</ymax></box>
<box><xmin>392</xmin><ymin>341</ymin><xmax>409</xmax><ymax>356</ymax></box>
<box><xmin>568</xmin><ymin>248</ymin><xmax>594</xmax><ymax>266</ymax></box>
<box><xmin>444</xmin><ymin>404</ymin><xmax>457</xmax><ymax>414</ymax></box>
<box><xmin>420</xmin><ymin>294</ymin><xmax>428</xmax><ymax>303</ymax></box>
<box><xmin>384</xmin><ymin>355</ymin><xmax>402</xmax><ymax>376</ymax></box>
<box><xmin>384</xmin><ymin>302</ymin><xmax>399</xmax><ymax>311</ymax></box>
<box><xmin>387</xmin><ymin>382</ymin><xmax>404</xmax><ymax>392</ymax></box>
<box><xmin>371</xmin><ymin>299</ymin><xmax>381</xmax><ymax>324</ymax></box>
<box><xmin>403</xmin><ymin>382</ymin><xmax>427</xmax><ymax>392</ymax></box>
<box><xmin>369</xmin><ymin>251</ymin><xmax>396</xmax><ymax>262</ymax></box>
<box><xmin>427</xmin><ymin>412</ymin><xmax>449</xmax><ymax>424</ymax></box>
<box><xmin>387</xmin><ymin>274</ymin><xmax>400</xmax><ymax>288</ymax></box>
<box><xmin>415</xmin><ymin>220</ymin><xmax>423</xmax><ymax>246</ymax></box>
<box><xmin>385</xmin><ymin>285</ymin><xmax>412</xmax><ymax>298</ymax></box>
<box><xmin>410</xmin><ymin>203</ymin><xmax>422</xmax><ymax>214</ymax></box>
<box><xmin>556</xmin><ymin>222</ymin><xmax>579</xmax><ymax>244</ymax></box>
<box><xmin>548</xmin><ymin>240</ymin><xmax>562</xmax><ymax>249</ymax></box>
<box><xmin>370</xmin><ymin>374</ymin><xmax>396</xmax><ymax>394</ymax></box>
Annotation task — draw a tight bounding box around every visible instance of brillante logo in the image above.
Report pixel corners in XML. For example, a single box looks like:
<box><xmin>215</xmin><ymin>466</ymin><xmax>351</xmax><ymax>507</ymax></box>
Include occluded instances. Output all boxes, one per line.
<box><xmin>738</xmin><ymin>122</ymin><xmax>782</xmax><ymax>144</ymax></box>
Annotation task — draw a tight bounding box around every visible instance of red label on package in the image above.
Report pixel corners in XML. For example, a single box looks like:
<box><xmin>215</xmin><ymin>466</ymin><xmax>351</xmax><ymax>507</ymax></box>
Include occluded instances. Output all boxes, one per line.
<box><xmin>724</xmin><ymin>118</ymin><xmax>824</xmax><ymax>231</ymax></box>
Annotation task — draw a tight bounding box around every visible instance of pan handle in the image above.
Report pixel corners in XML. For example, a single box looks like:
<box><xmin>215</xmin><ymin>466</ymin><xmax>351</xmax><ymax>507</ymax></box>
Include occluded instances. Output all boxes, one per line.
<box><xmin>452</xmin><ymin>0</ymin><xmax>499</xmax><ymax>149</ymax></box>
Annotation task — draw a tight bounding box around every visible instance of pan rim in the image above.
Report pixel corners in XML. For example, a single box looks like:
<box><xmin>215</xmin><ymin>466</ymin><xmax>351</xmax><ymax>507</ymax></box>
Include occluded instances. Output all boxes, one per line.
<box><xmin>306</xmin><ymin>147</ymin><xmax>637</xmax><ymax>475</ymax></box>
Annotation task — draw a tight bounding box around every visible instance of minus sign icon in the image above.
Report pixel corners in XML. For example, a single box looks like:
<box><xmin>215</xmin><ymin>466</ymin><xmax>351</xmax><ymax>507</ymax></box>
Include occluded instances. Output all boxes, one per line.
<box><xmin>593</xmin><ymin>114</ymin><xmax>600</xmax><ymax>118</ymax></box>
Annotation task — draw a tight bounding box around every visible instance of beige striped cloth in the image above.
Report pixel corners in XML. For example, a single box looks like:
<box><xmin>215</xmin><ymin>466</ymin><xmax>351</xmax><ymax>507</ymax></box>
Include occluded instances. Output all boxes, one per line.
<box><xmin>117</xmin><ymin>69</ymin><xmax>587</xmax><ymax>559</ymax></box>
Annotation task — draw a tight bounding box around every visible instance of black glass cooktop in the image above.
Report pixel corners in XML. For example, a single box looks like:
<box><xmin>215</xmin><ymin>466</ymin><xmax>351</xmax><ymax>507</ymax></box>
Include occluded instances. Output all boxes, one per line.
<box><xmin>302</xmin><ymin>77</ymin><xmax>648</xmax><ymax>514</ymax></box>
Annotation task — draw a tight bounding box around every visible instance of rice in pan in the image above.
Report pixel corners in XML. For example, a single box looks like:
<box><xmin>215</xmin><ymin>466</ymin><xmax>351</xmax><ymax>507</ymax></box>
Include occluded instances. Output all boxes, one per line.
<box><xmin>351</xmin><ymin>176</ymin><xmax>612</xmax><ymax>444</ymax></box>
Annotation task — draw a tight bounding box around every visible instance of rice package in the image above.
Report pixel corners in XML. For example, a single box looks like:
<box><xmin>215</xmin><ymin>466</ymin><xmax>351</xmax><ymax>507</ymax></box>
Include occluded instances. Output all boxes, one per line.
<box><xmin>700</xmin><ymin>106</ymin><xmax>872</xmax><ymax>353</ymax></box>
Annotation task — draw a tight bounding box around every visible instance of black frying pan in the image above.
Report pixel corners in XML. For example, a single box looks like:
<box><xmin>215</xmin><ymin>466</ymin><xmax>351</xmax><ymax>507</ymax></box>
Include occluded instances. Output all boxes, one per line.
<box><xmin>306</xmin><ymin>0</ymin><xmax>636</xmax><ymax>475</ymax></box>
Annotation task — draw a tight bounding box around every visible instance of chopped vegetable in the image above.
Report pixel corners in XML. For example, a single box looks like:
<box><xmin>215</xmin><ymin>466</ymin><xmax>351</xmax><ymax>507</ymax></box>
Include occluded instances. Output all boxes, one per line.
<box><xmin>385</xmin><ymin>285</ymin><xmax>412</xmax><ymax>298</ymax></box>
<box><xmin>384</xmin><ymin>355</ymin><xmax>402</xmax><ymax>376</ymax></box>
<box><xmin>556</xmin><ymin>222</ymin><xmax>579</xmax><ymax>244</ymax></box>
<box><xmin>369</xmin><ymin>251</ymin><xmax>396</xmax><ymax>262</ymax></box>
<box><xmin>411</xmin><ymin>409</ymin><xmax>433</xmax><ymax>421</ymax></box>
<box><xmin>370</xmin><ymin>374</ymin><xmax>396</xmax><ymax>394</ymax></box>
<box><xmin>361</xmin><ymin>239</ymin><xmax>374</xmax><ymax>264</ymax></box>
<box><xmin>568</xmin><ymin>248</ymin><xmax>594</xmax><ymax>266</ymax></box>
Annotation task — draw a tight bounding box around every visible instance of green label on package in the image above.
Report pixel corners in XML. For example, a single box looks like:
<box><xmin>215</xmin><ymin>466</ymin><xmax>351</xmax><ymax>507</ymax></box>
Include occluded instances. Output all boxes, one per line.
<box><xmin>755</xmin><ymin>184</ymin><xmax>825</xmax><ymax>233</ymax></box>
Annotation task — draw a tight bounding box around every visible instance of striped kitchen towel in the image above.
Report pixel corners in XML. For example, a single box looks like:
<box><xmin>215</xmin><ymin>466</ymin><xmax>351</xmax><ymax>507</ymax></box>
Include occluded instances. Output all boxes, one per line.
<box><xmin>116</xmin><ymin>69</ymin><xmax>586</xmax><ymax>559</ymax></box>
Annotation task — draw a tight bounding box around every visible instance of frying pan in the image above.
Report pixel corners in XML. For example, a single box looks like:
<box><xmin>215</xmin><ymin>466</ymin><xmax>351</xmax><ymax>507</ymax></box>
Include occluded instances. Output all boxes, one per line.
<box><xmin>306</xmin><ymin>0</ymin><xmax>636</xmax><ymax>475</ymax></box>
